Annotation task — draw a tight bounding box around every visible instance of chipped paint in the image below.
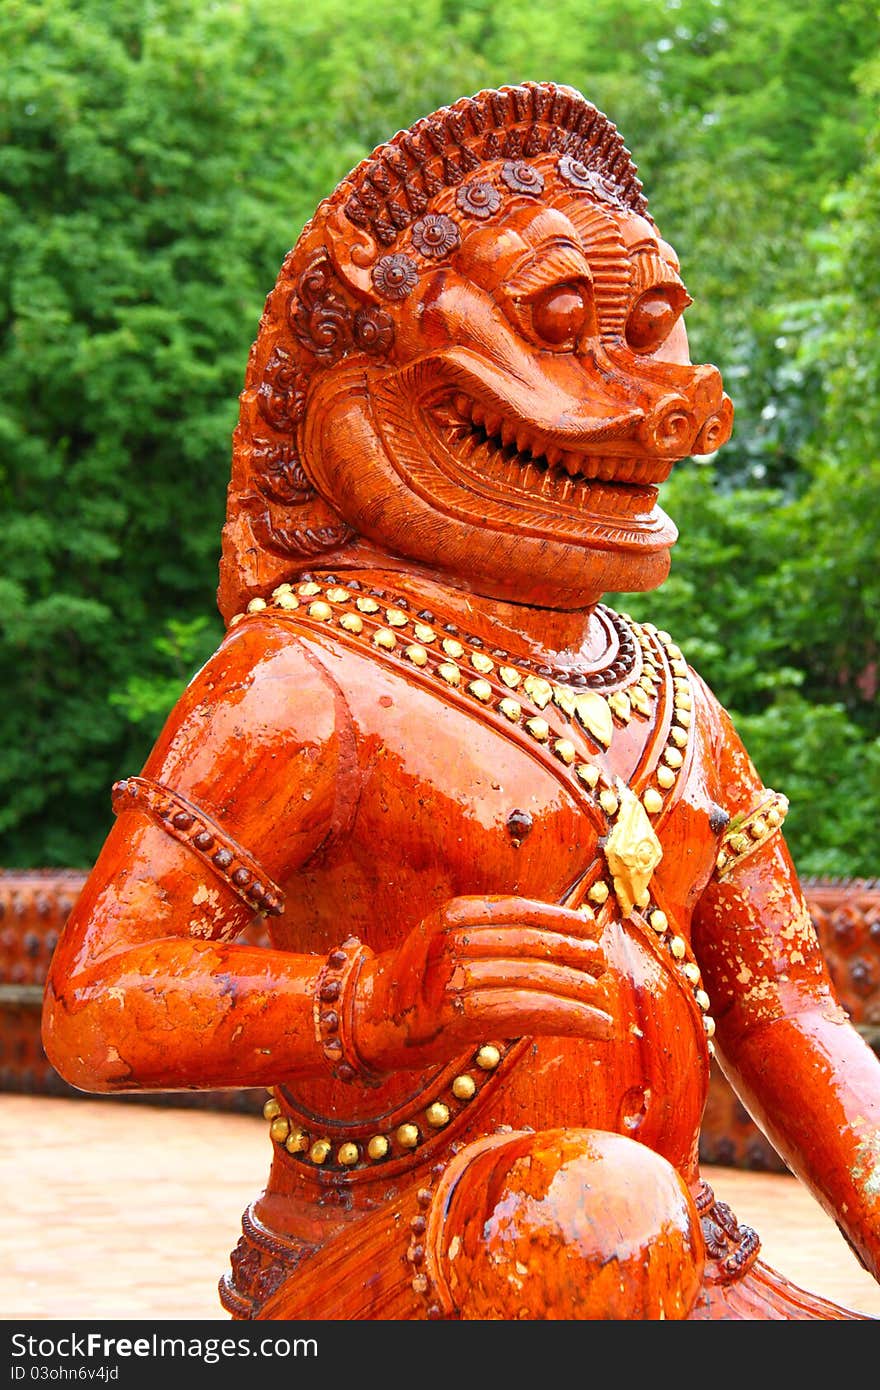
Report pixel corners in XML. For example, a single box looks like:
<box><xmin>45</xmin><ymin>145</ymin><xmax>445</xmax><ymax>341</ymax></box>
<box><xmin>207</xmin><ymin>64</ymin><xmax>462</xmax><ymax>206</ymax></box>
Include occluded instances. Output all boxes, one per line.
<box><xmin>852</xmin><ymin>1133</ymin><xmax>880</xmax><ymax>1200</ymax></box>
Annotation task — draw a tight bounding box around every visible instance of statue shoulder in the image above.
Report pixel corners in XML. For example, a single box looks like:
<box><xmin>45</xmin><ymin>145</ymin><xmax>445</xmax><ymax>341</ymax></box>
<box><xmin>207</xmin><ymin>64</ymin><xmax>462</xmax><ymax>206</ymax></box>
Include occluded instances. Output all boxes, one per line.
<box><xmin>144</xmin><ymin>610</ymin><xmax>349</xmax><ymax>780</ymax></box>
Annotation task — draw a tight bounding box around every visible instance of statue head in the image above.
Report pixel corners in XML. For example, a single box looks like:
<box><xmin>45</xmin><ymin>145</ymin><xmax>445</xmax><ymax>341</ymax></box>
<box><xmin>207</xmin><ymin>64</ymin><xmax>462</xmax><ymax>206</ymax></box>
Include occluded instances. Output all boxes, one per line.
<box><xmin>219</xmin><ymin>82</ymin><xmax>732</xmax><ymax>620</ymax></box>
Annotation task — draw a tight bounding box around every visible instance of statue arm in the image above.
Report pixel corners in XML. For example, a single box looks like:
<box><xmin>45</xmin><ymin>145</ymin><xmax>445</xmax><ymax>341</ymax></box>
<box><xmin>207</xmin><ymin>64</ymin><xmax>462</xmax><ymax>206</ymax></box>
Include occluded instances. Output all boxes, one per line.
<box><xmin>42</xmin><ymin>617</ymin><xmax>352</xmax><ymax>1094</ymax></box>
<box><xmin>692</xmin><ymin>693</ymin><xmax>880</xmax><ymax>1281</ymax></box>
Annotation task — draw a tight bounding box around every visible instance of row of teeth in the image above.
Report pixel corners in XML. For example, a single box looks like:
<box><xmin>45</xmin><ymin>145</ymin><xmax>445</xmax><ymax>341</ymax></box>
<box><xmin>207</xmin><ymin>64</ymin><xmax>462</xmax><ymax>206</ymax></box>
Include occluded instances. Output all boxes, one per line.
<box><xmin>450</xmin><ymin>394</ymin><xmax>658</xmax><ymax>486</ymax></box>
<box><xmin>450</xmin><ymin>431</ymin><xmax>653</xmax><ymax>515</ymax></box>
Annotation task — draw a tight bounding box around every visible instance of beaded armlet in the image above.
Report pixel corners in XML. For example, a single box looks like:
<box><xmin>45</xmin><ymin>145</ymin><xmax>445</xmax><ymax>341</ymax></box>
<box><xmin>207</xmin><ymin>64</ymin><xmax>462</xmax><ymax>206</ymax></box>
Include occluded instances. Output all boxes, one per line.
<box><xmin>111</xmin><ymin>776</ymin><xmax>285</xmax><ymax>917</ymax></box>
<box><xmin>714</xmin><ymin>790</ymin><xmax>789</xmax><ymax>881</ymax></box>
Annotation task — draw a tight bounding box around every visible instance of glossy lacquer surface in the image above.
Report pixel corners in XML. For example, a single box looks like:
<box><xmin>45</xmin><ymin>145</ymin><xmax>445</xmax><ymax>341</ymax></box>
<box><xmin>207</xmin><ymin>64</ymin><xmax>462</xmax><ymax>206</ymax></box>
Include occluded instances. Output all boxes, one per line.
<box><xmin>43</xmin><ymin>82</ymin><xmax>880</xmax><ymax>1320</ymax></box>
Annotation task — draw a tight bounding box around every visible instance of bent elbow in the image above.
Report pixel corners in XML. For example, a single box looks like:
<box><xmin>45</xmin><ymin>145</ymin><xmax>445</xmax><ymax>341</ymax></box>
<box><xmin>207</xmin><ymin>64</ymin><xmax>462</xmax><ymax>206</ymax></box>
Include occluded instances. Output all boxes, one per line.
<box><xmin>41</xmin><ymin>981</ymin><xmax>135</xmax><ymax>1094</ymax></box>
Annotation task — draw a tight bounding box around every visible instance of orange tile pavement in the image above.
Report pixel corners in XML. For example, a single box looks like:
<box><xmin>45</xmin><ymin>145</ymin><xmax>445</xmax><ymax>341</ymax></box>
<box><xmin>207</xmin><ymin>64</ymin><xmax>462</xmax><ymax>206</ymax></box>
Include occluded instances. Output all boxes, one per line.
<box><xmin>1</xmin><ymin>1093</ymin><xmax>878</xmax><ymax>1321</ymax></box>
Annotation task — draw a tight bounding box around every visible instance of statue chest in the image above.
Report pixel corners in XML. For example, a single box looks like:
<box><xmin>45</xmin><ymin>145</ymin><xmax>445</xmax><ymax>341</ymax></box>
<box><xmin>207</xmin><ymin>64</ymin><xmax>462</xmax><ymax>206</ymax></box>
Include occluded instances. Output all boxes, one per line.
<box><xmin>275</xmin><ymin>626</ymin><xmax>721</xmax><ymax>953</ymax></box>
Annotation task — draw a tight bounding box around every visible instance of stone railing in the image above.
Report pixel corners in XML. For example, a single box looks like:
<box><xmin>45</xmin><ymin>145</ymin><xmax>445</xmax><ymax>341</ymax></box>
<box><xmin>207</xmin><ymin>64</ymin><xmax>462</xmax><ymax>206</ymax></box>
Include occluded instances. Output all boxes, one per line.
<box><xmin>2</xmin><ymin>868</ymin><xmax>878</xmax><ymax>1166</ymax></box>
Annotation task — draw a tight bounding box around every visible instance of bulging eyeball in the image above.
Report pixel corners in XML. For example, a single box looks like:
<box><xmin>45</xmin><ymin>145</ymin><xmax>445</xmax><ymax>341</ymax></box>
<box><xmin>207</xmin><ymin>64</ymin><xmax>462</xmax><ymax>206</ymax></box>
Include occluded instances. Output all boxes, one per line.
<box><xmin>625</xmin><ymin>285</ymin><xmax>692</xmax><ymax>354</ymax></box>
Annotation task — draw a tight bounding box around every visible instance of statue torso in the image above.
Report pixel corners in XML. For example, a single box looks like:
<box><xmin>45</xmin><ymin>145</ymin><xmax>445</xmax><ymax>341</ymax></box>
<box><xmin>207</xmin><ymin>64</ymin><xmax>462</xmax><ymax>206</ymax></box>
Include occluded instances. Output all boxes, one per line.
<box><xmin>233</xmin><ymin>574</ymin><xmax>724</xmax><ymax>1236</ymax></box>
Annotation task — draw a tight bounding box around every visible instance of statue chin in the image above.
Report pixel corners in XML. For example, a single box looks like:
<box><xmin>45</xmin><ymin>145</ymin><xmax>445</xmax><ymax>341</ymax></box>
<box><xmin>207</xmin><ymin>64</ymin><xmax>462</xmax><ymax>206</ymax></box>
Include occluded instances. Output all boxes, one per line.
<box><xmin>301</xmin><ymin>369</ymin><xmax>677</xmax><ymax>609</ymax></box>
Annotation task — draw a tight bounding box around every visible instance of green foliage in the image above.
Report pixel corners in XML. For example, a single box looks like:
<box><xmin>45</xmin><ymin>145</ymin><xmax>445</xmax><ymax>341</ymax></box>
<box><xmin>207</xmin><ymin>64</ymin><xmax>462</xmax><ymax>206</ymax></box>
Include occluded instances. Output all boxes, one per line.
<box><xmin>2</xmin><ymin>0</ymin><xmax>879</xmax><ymax>877</ymax></box>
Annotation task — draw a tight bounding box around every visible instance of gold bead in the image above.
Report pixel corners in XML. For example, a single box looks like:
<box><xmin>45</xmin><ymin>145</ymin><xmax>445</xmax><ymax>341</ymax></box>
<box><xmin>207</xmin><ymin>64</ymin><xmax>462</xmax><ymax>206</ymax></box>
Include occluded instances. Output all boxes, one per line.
<box><xmin>670</xmin><ymin>727</ymin><xmax>688</xmax><ymax>747</ymax></box>
<box><xmin>657</xmin><ymin>765</ymin><xmax>676</xmax><ymax>789</ymax></box>
<box><xmin>663</xmin><ymin>748</ymin><xmax>684</xmax><ymax>769</ymax></box>
<box><xmin>552</xmin><ymin>685</ymin><xmax>577</xmax><ymax>717</ymax></box>
<box><xmin>524</xmin><ymin>717</ymin><xmax>550</xmax><ymax>741</ymax></box>
<box><xmin>452</xmin><ymin>1074</ymin><xmax>476</xmax><ymax>1100</ymax></box>
<box><xmin>695</xmin><ymin>989</ymin><xmax>711</xmax><ymax>1012</ymax></box>
<box><xmin>247</xmin><ymin>597</ymin><xmax>267</xmax><ymax>612</ymax></box>
<box><xmin>404</xmin><ymin>643</ymin><xmax>428</xmax><ymax>666</ymax></box>
<box><xmin>396</xmin><ymin>1123</ymin><xmax>420</xmax><ymax>1149</ymax></box>
<box><xmin>643</xmin><ymin>623</ymin><xmax>658</xmax><ymax>635</ymax></box>
<box><xmin>437</xmin><ymin>661</ymin><xmax>461</xmax><ymax>686</ymax></box>
<box><xmin>751</xmin><ymin>817</ymin><xmax>768</xmax><ymax>839</ymax></box>
<box><xmin>708</xmin><ymin>1039</ymin><xmax>716</xmax><ymax>1057</ymax></box>
<box><xmin>339</xmin><ymin>612</ymin><xmax>364</xmax><ymax>634</ymax></box>
<box><xmin>648</xmin><ymin>909</ymin><xmax>668</xmax><ymax>934</ymax></box>
<box><xmin>499</xmin><ymin>697</ymin><xmax>521</xmax><ymax>722</ymax></box>
<box><xmin>285</xmin><ymin>1129</ymin><xmax>308</xmax><ymax>1155</ymax></box>
<box><xmin>669</xmin><ymin>936</ymin><xmax>687</xmax><ymax>960</ymax></box>
<box><xmin>414</xmin><ymin>623</ymin><xmax>436</xmax><ymax>644</ymax></box>
<box><xmin>386</xmin><ymin>607</ymin><xmax>408</xmax><ymax>627</ymax></box>
<box><xmin>608</xmin><ymin>691</ymin><xmax>631</xmax><ymax>722</ymax></box>
<box><xmin>356</xmin><ymin>596</ymin><xmax>380</xmax><ymax>614</ymax></box>
<box><xmin>471</xmin><ymin>652</ymin><xmax>494</xmax><ymax>675</ymax></box>
<box><xmin>425</xmin><ymin>1102</ymin><xmax>450</xmax><ymax>1128</ymax></box>
<box><xmin>642</xmin><ymin>788</ymin><xmax>663</xmax><ymax>815</ymax></box>
<box><xmin>588</xmin><ymin>881</ymin><xmax>610</xmax><ymax>905</ymax></box>
<box><xmin>308</xmin><ymin>601</ymin><xmax>333</xmax><ymax>621</ymax></box>
<box><xmin>730</xmin><ymin>832</ymin><xmax>751</xmax><ymax>855</ymax></box>
<box><xmin>575</xmin><ymin>763</ymin><xmax>600</xmax><ymax>788</ymax></box>
<box><xmin>269</xmin><ymin>1116</ymin><xmax>290</xmax><ymax>1143</ymax></box>
<box><xmin>276</xmin><ymin>592</ymin><xmax>300</xmax><ymax>611</ymax></box>
<box><xmin>476</xmin><ymin>1044</ymin><xmax>501</xmax><ymax>1070</ymax></box>
<box><xmin>263</xmin><ymin>1099</ymin><xmax>281</xmax><ymax>1121</ymax></box>
<box><xmin>338</xmin><ymin>1142</ymin><xmax>360</xmax><ymax>1166</ymax></box>
<box><xmin>671</xmin><ymin>659</ymin><xmax>689</xmax><ymax>678</ymax></box>
<box><xmin>675</xmin><ymin>692</ymin><xmax>692</xmax><ymax>712</ymax></box>
<box><xmin>499</xmin><ymin>666</ymin><xmax>521</xmax><ymax>689</ymax></box>
<box><xmin>271</xmin><ymin>583</ymin><xmax>293</xmax><ymax>598</ymax></box>
<box><xmin>716</xmin><ymin>851</ymin><xmax>729</xmax><ymax>872</ymax></box>
<box><xmin>326</xmin><ymin>587</ymin><xmax>351</xmax><ymax>604</ymax></box>
<box><xmin>367</xmin><ymin>1135</ymin><xmax>390</xmax><ymax>1160</ymax></box>
<box><xmin>574</xmin><ymin>691</ymin><xmax>613</xmax><ymax>747</ymax></box>
<box><xmin>468</xmin><ymin>678</ymin><xmax>493</xmax><ymax>703</ymax></box>
<box><xmin>523</xmin><ymin>675</ymin><xmax>553</xmax><ymax>708</ymax></box>
<box><xmin>553</xmin><ymin>738</ymin><xmax>576</xmax><ymax>765</ymax></box>
<box><xmin>766</xmin><ymin>806</ymin><xmax>782</xmax><ymax>828</ymax></box>
<box><xmin>629</xmin><ymin>686</ymin><xmax>652</xmax><ymax>716</ymax></box>
<box><xmin>599</xmin><ymin>788</ymin><xmax>619</xmax><ymax>816</ymax></box>
<box><xmin>666</xmin><ymin>643</ymin><xmax>683</xmax><ymax>660</ymax></box>
<box><xmin>228</xmin><ymin>613</ymin><xmax>245</xmax><ymax>627</ymax></box>
<box><xmin>298</xmin><ymin>582</ymin><xmax>321</xmax><ymax>597</ymax></box>
<box><xmin>704</xmin><ymin>1016</ymin><xmax>716</xmax><ymax>1039</ymax></box>
<box><xmin>639</xmin><ymin>675</ymin><xmax>656</xmax><ymax>693</ymax></box>
<box><xmin>372</xmin><ymin>627</ymin><xmax>397</xmax><ymax>650</ymax></box>
<box><xmin>675</xmin><ymin>708</ymin><xmax>692</xmax><ymax>729</ymax></box>
<box><xmin>657</xmin><ymin>630</ymin><xmax>672</xmax><ymax>645</ymax></box>
<box><xmin>683</xmin><ymin>962</ymin><xmax>701</xmax><ymax>984</ymax></box>
<box><xmin>442</xmin><ymin>638</ymin><xmax>464</xmax><ymax>659</ymax></box>
<box><xmin>310</xmin><ymin>1139</ymin><xmax>332</xmax><ymax>1165</ymax></box>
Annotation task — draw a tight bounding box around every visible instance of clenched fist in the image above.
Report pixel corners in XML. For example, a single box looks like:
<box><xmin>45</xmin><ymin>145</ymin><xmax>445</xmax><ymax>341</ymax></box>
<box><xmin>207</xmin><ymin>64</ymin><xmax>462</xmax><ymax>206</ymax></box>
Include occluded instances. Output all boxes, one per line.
<box><xmin>354</xmin><ymin>894</ymin><xmax>612</xmax><ymax>1075</ymax></box>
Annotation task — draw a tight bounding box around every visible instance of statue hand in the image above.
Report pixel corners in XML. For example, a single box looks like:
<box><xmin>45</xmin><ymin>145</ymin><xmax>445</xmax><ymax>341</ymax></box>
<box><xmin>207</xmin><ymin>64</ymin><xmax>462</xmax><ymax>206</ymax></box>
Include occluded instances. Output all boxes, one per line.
<box><xmin>354</xmin><ymin>894</ymin><xmax>611</xmax><ymax>1075</ymax></box>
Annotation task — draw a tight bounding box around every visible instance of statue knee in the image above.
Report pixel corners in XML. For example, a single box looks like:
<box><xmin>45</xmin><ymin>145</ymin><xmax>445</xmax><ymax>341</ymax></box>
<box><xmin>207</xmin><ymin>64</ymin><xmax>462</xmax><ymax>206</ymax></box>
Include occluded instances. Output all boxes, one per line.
<box><xmin>424</xmin><ymin>1128</ymin><xmax>704</xmax><ymax>1319</ymax></box>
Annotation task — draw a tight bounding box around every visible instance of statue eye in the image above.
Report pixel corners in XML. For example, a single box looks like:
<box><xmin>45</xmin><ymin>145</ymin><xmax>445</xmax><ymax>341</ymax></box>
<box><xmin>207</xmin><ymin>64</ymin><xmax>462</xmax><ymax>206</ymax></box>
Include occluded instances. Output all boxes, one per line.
<box><xmin>531</xmin><ymin>282</ymin><xmax>591</xmax><ymax>346</ymax></box>
<box><xmin>625</xmin><ymin>286</ymin><xmax>689</xmax><ymax>353</ymax></box>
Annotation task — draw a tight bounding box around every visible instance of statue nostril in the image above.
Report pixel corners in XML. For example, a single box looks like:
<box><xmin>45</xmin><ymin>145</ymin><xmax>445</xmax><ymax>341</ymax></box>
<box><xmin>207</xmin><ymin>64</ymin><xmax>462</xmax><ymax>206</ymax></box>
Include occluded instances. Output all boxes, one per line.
<box><xmin>692</xmin><ymin>396</ymin><xmax>734</xmax><ymax>455</ymax></box>
<box><xmin>658</xmin><ymin>410</ymin><xmax>692</xmax><ymax>449</ymax></box>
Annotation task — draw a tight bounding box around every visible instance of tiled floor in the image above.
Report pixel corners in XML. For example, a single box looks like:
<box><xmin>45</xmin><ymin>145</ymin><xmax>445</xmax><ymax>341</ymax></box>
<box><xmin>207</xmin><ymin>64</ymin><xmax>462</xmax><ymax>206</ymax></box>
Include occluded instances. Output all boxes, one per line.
<box><xmin>2</xmin><ymin>1093</ymin><xmax>879</xmax><ymax>1320</ymax></box>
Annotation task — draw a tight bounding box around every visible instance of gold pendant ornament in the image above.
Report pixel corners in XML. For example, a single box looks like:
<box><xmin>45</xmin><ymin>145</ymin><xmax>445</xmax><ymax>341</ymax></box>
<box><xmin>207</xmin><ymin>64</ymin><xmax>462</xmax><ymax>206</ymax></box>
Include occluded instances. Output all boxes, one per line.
<box><xmin>603</xmin><ymin>779</ymin><xmax>663</xmax><ymax>917</ymax></box>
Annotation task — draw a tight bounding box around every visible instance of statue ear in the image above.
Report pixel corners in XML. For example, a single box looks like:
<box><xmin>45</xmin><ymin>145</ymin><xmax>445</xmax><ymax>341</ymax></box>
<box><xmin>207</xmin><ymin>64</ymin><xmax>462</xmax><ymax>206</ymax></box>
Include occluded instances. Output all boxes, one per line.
<box><xmin>320</xmin><ymin>204</ymin><xmax>381</xmax><ymax>301</ymax></box>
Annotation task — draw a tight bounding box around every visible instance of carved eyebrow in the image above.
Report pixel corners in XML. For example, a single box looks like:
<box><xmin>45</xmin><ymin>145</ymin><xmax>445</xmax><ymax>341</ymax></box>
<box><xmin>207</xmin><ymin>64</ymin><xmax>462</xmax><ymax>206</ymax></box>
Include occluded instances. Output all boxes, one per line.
<box><xmin>505</xmin><ymin>239</ymin><xmax>594</xmax><ymax>297</ymax></box>
<box><xmin>630</xmin><ymin>247</ymin><xmax>691</xmax><ymax>301</ymax></box>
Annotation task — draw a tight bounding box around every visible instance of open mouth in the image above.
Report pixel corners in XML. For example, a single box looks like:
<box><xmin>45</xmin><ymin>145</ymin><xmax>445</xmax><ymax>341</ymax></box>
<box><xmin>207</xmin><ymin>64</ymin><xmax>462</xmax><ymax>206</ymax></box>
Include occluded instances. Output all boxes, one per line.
<box><xmin>429</xmin><ymin>393</ymin><xmax>676</xmax><ymax>519</ymax></box>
